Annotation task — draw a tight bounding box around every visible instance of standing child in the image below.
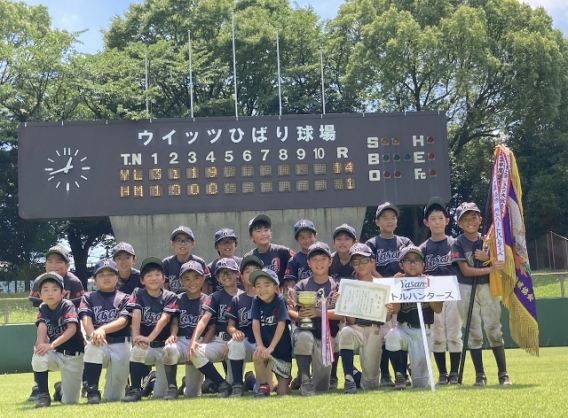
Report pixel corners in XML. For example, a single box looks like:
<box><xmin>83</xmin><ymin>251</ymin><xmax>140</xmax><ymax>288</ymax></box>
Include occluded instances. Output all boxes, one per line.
<box><xmin>123</xmin><ymin>257</ymin><xmax>178</xmax><ymax>402</ymax></box>
<box><xmin>285</xmin><ymin>219</ymin><xmax>318</xmax><ymax>282</ymax></box>
<box><xmin>206</xmin><ymin>228</ymin><xmax>243</xmax><ymax>294</ymax></box>
<box><xmin>291</xmin><ymin>242</ymin><xmax>342</xmax><ymax>396</ymax></box>
<box><xmin>385</xmin><ymin>246</ymin><xmax>443</xmax><ymax>390</ymax></box>
<box><xmin>250</xmin><ymin>268</ymin><xmax>293</xmax><ymax>397</ymax></box>
<box><xmin>162</xmin><ymin>260</ymin><xmax>213</xmax><ymax>399</ymax></box>
<box><xmin>112</xmin><ymin>242</ymin><xmax>141</xmax><ymax>295</ymax></box>
<box><xmin>188</xmin><ymin>258</ymin><xmax>241</xmax><ymax>397</ymax></box>
<box><xmin>452</xmin><ymin>202</ymin><xmax>509</xmax><ymax>386</ymax></box>
<box><xmin>419</xmin><ymin>197</ymin><xmax>463</xmax><ymax>385</ymax></box>
<box><xmin>329</xmin><ymin>224</ymin><xmax>358</xmax><ymax>281</ymax></box>
<box><xmin>163</xmin><ymin>226</ymin><xmax>208</xmax><ymax>294</ymax></box>
<box><xmin>31</xmin><ymin>272</ymin><xmax>85</xmax><ymax>408</ymax></box>
<box><xmin>79</xmin><ymin>259</ymin><xmax>131</xmax><ymax>404</ymax></box>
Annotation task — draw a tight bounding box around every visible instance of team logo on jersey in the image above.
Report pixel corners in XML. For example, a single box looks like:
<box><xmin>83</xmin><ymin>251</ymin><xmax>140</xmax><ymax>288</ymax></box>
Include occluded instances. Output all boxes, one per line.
<box><xmin>268</xmin><ymin>258</ymin><xmax>280</xmax><ymax>273</ymax></box>
<box><xmin>142</xmin><ymin>306</ymin><xmax>163</xmax><ymax>325</ymax></box>
<box><xmin>238</xmin><ymin>306</ymin><xmax>251</xmax><ymax>327</ymax></box>
<box><xmin>179</xmin><ymin>310</ymin><xmax>200</xmax><ymax>328</ymax></box>
<box><xmin>464</xmin><ymin>251</ymin><xmax>475</xmax><ymax>267</ymax></box>
<box><xmin>375</xmin><ymin>249</ymin><xmax>399</xmax><ymax>266</ymax></box>
<box><xmin>169</xmin><ymin>276</ymin><xmax>182</xmax><ymax>291</ymax></box>
<box><xmin>93</xmin><ymin>306</ymin><xmax>119</xmax><ymax>324</ymax></box>
<box><xmin>218</xmin><ymin>304</ymin><xmax>229</xmax><ymax>323</ymax></box>
<box><xmin>46</xmin><ymin>315</ymin><xmax>71</xmax><ymax>338</ymax></box>
<box><xmin>424</xmin><ymin>252</ymin><xmax>452</xmax><ymax>272</ymax></box>
<box><xmin>297</xmin><ymin>267</ymin><xmax>312</xmax><ymax>280</ymax></box>
<box><xmin>260</xmin><ymin>309</ymin><xmax>279</xmax><ymax>326</ymax></box>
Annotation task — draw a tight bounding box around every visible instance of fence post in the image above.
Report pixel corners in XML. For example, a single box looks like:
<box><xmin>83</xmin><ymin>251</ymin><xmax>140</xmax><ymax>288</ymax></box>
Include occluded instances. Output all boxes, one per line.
<box><xmin>561</xmin><ymin>275</ymin><xmax>566</xmax><ymax>299</ymax></box>
<box><xmin>3</xmin><ymin>300</ymin><xmax>8</xmax><ymax>325</ymax></box>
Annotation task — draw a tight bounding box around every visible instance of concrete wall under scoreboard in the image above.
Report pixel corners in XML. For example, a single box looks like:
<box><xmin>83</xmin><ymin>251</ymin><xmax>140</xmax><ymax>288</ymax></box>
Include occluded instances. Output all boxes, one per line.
<box><xmin>1</xmin><ymin>298</ymin><xmax>566</xmax><ymax>374</ymax></box>
<box><xmin>109</xmin><ymin>208</ymin><xmax>368</xmax><ymax>263</ymax></box>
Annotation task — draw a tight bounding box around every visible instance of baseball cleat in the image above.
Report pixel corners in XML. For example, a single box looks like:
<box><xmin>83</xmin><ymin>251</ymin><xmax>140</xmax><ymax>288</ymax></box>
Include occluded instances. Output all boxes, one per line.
<box><xmin>217</xmin><ymin>381</ymin><xmax>232</xmax><ymax>398</ymax></box>
<box><xmin>122</xmin><ymin>388</ymin><xmax>142</xmax><ymax>402</ymax></box>
<box><xmin>344</xmin><ymin>380</ymin><xmax>357</xmax><ymax>395</ymax></box>
<box><xmin>255</xmin><ymin>383</ymin><xmax>271</xmax><ymax>398</ymax></box>
<box><xmin>53</xmin><ymin>382</ymin><xmax>62</xmax><ymax>403</ymax></box>
<box><xmin>299</xmin><ymin>376</ymin><xmax>315</xmax><ymax>397</ymax></box>
<box><xmin>474</xmin><ymin>373</ymin><xmax>487</xmax><ymax>387</ymax></box>
<box><xmin>35</xmin><ymin>393</ymin><xmax>51</xmax><ymax>408</ymax></box>
<box><xmin>230</xmin><ymin>383</ymin><xmax>243</xmax><ymax>398</ymax></box>
<box><xmin>437</xmin><ymin>373</ymin><xmax>449</xmax><ymax>385</ymax></box>
<box><xmin>86</xmin><ymin>385</ymin><xmax>101</xmax><ymax>405</ymax></box>
<box><xmin>164</xmin><ymin>385</ymin><xmax>179</xmax><ymax>400</ymax></box>
<box><xmin>394</xmin><ymin>373</ymin><xmax>407</xmax><ymax>390</ymax></box>
<box><xmin>27</xmin><ymin>386</ymin><xmax>40</xmax><ymax>402</ymax></box>
<box><xmin>448</xmin><ymin>372</ymin><xmax>459</xmax><ymax>385</ymax></box>
<box><xmin>498</xmin><ymin>372</ymin><xmax>513</xmax><ymax>386</ymax></box>
<box><xmin>380</xmin><ymin>376</ymin><xmax>395</xmax><ymax>388</ymax></box>
<box><xmin>329</xmin><ymin>377</ymin><xmax>338</xmax><ymax>390</ymax></box>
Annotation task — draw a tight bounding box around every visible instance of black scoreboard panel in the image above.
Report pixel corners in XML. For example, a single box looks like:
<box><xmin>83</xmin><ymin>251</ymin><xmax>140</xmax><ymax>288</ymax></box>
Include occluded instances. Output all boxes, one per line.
<box><xmin>18</xmin><ymin>112</ymin><xmax>450</xmax><ymax>219</ymax></box>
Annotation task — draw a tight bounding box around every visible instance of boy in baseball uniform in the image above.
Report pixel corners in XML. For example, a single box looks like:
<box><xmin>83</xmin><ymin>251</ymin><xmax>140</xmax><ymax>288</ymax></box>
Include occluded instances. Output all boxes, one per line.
<box><xmin>163</xmin><ymin>226</ymin><xmax>208</xmax><ymax>294</ymax></box>
<box><xmin>291</xmin><ymin>242</ymin><xmax>341</xmax><ymax>396</ymax></box>
<box><xmin>189</xmin><ymin>258</ymin><xmax>241</xmax><ymax>397</ymax></box>
<box><xmin>250</xmin><ymin>269</ymin><xmax>293</xmax><ymax>397</ymax></box>
<box><xmin>329</xmin><ymin>224</ymin><xmax>358</xmax><ymax>281</ymax></box>
<box><xmin>112</xmin><ymin>242</ymin><xmax>142</xmax><ymax>295</ymax></box>
<box><xmin>385</xmin><ymin>246</ymin><xmax>443</xmax><ymax>390</ymax></box>
<box><xmin>123</xmin><ymin>257</ymin><xmax>178</xmax><ymax>402</ymax></box>
<box><xmin>452</xmin><ymin>202</ymin><xmax>509</xmax><ymax>386</ymax></box>
<box><xmin>162</xmin><ymin>260</ymin><xmax>212</xmax><ymax>399</ymax></box>
<box><xmin>31</xmin><ymin>272</ymin><xmax>85</xmax><ymax>408</ymax></box>
<box><xmin>285</xmin><ymin>219</ymin><xmax>318</xmax><ymax>282</ymax></box>
<box><xmin>338</xmin><ymin>244</ymin><xmax>394</xmax><ymax>394</ymax></box>
<box><xmin>79</xmin><ymin>259</ymin><xmax>131</xmax><ymax>404</ymax></box>
<box><xmin>206</xmin><ymin>228</ymin><xmax>243</xmax><ymax>294</ymax></box>
<box><xmin>419</xmin><ymin>197</ymin><xmax>463</xmax><ymax>385</ymax></box>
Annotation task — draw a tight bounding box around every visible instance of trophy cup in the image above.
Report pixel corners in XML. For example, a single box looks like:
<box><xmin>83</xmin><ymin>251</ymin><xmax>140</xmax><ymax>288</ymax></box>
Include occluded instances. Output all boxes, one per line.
<box><xmin>296</xmin><ymin>291</ymin><xmax>319</xmax><ymax>331</ymax></box>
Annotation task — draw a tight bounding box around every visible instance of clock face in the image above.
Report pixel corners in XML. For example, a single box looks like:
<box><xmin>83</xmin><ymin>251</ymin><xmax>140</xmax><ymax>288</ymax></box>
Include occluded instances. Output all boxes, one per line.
<box><xmin>44</xmin><ymin>147</ymin><xmax>90</xmax><ymax>192</ymax></box>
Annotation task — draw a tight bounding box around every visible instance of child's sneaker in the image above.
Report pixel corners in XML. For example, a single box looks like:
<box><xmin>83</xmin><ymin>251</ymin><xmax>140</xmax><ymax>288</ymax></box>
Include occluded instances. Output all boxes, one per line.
<box><xmin>380</xmin><ymin>376</ymin><xmax>395</xmax><ymax>387</ymax></box>
<box><xmin>230</xmin><ymin>383</ymin><xmax>243</xmax><ymax>398</ymax></box>
<box><xmin>394</xmin><ymin>372</ymin><xmax>407</xmax><ymax>390</ymax></box>
<box><xmin>164</xmin><ymin>384</ymin><xmax>179</xmax><ymax>400</ymax></box>
<box><xmin>437</xmin><ymin>373</ymin><xmax>449</xmax><ymax>385</ymax></box>
<box><xmin>217</xmin><ymin>381</ymin><xmax>232</xmax><ymax>398</ymax></box>
<box><xmin>35</xmin><ymin>393</ymin><xmax>51</xmax><ymax>408</ymax></box>
<box><xmin>122</xmin><ymin>388</ymin><xmax>142</xmax><ymax>402</ymax></box>
<box><xmin>448</xmin><ymin>372</ymin><xmax>459</xmax><ymax>385</ymax></box>
<box><xmin>52</xmin><ymin>382</ymin><xmax>62</xmax><ymax>402</ymax></box>
<box><xmin>474</xmin><ymin>373</ymin><xmax>487</xmax><ymax>387</ymax></box>
<box><xmin>344</xmin><ymin>380</ymin><xmax>357</xmax><ymax>394</ymax></box>
<box><xmin>255</xmin><ymin>383</ymin><xmax>271</xmax><ymax>398</ymax></box>
<box><xmin>498</xmin><ymin>372</ymin><xmax>513</xmax><ymax>386</ymax></box>
<box><xmin>299</xmin><ymin>376</ymin><xmax>315</xmax><ymax>396</ymax></box>
<box><xmin>86</xmin><ymin>385</ymin><xmax>101</xmax><ymax>404</ymax></box>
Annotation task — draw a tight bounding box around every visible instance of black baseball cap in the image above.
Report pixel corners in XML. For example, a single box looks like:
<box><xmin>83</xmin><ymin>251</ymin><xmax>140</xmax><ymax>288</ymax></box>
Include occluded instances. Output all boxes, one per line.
<box><xmin>424</xmin><ymin>196</ymin><xmax>447</xmax><ymax>218</ymax></box>
<box><xmin>333</xmin><ymin>224</ymin><xmax>357</xmax><ymax>240</ymax></box>
<box><xmin>37</xmin><ymin>272</ymin><xmax>64</xmax><ymax>289</ymax></box>
<box><xmin>349</xmin><ymin>243</ymin><xmax>373</xmax><ymax>260</ymax></box>
<box><xmin>399</xmin><ymin>246</ymin><xmax>425</xmax><ymax>262</ymax></box>
<box><xmin>240</xmin><ymin>255</ymin><xmax>264</xmax><ymax>273</ymax></box>
<box><xmin>112</xmin><ymin>242</ymin><xmax>136</xmax><ymax>257</ymax></box>
<box><xmin>283</xmin><ymin>274</ymin><xmax>298</xmax><ymax>283</ymax></box>
<box><xmin>215</xmin><ymin>258</ymin><xmax>240</xmax><ymax>275</ymax></box>
<box><xmin>94</xmin><ymin>259</ymin><xmax>119</xmax><ymax>276</ymax></box>
<box><xmin>293</xmin><ymin>219</ymin><xmax>317</xmax><ymax>239</ymax></box>
<box><xmin>456</xmin><ymin>202</ymin><xmax>481</xmax><ymax>221</ymax></box>
<box><xmin>180</xmin><ymin>260</ymin><xmax>205</xmax><ymax>277</ymax></box>
<box><xmin>45</xmin><ymin>245</ymin><xmax>70</xmax><ymax>263</ymax></box>
<box><xmin>140</xmin><ymin>257</ymin><xmax>164</xmax><ymax>272</ymax></box>
<box><xmin>375</xmin><ymin>202</ymin><xmax>400</xmax><ymax>218</ymax></box>
<box><xmin>307</xmin><ymin>242</ymin><xmax>332</xmax><ymax>258</ymax></box>
<box><xmin>250</xmin><ymin>268</ymin><xmax>280</xmax><ymax>286</ymax></box>
<box><xmin>248</xmin><ymin>214</ymin><xmax>271</xmax><ymax>234</ymax></box>
<box><xmin>171</xmin><ymin>226</ymin><xmax>195</xmax><ymax>241</ymax></box>
<box><xmin>214</xmin><ymin>228</ymin><xmax>238</xmax><ymax>245</ymax></box>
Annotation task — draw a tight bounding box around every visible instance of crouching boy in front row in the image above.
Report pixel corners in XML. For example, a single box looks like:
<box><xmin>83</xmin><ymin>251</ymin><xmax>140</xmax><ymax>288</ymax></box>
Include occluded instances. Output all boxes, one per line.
<box><xmin>31</xmin><ymin>272</ymin><xmax>85</xmax><ymax>408</ymax></box>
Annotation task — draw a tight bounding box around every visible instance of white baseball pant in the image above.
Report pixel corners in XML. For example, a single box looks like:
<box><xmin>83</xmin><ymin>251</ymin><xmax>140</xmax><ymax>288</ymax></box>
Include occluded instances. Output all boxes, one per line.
<box><xmin>31</xmin><ymin>350</ymin><xmax>84</xmax><ymax>404</ymax></box>
<box><xmin>432</xmin><ymin>300</ymin><xmax>463</xmax><ymax>352</ymax></box>
<box><xmin>162</xmin><ymin>337</ymin><xmax>204</xmax><ymax>398</ymax></box>
<box><xmin>189</xmin><ymin>336</ymin><xmax>232</xmax><ymax>383</ymax></box>
<box><xmin>130</xmin><ymin>345</ymin><xmax>168</xmax><ymax>398</ymax></box>
<box><xmin>338</xmin><ymin>324</ymin><xmax>383</xmax><ymax>389</ymax></box>
<box><xmin>293</xmin><ymin>329</ymin><xmax>338</xmax><ymax>392</ymax></box>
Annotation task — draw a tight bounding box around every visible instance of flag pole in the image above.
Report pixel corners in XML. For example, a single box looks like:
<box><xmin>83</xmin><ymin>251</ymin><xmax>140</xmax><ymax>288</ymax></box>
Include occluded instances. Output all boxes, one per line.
<box><xmin>232</xmin><ymin>11</ymin><xmax>238</xmax><ymax>119</ymax></box>
<box><xmin>276</xmin><ymin>31</ymin><xmax>282</xmax><ymax>116</ymax></box>
<box><xmin>320</xmin><ymin>48</ymin><xmax>325</xmax><ymax>115</ymax></box>
<box><xmin>144</xmin><ymin>51</ymin><xmax>150</xmax><ymax>116</ymax></box>
<box><xmin>188</xmin><ymin>30</ymin><xmax>194</xmax><ymax>119</ymax></box>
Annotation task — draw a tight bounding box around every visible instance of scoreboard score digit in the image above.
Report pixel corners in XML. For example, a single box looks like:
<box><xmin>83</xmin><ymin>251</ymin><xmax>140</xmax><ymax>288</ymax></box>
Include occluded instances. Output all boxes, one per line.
<box><xmin>18</xmin><ymin>112</ymin><xmax>450</xmax><ymax>219</ymax></box>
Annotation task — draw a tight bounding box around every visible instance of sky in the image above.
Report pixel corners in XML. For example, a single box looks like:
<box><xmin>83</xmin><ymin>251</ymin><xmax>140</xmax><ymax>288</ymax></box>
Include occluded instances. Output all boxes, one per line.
<box><xmin>23</xmin><ymin>0</ymin><xmax>568</xmax><ymax>55</ymax></box>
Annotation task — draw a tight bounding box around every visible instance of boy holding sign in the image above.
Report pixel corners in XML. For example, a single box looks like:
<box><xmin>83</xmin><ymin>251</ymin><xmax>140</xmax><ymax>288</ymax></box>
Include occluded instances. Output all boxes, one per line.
<box><xmin>385</xmin><ymin>246</ymin><xmax>443</xmax><ymax>390</ymax></box>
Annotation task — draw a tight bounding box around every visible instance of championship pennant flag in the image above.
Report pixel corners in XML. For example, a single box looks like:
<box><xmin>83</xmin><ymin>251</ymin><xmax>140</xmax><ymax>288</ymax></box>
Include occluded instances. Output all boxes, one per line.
<box><xmin>319</xmin><ymin>290</ymin><xmax>334</xmax><ymax>367</ymax></box>
<box><xmin>485</xmin><ymin>145</ymin><xmax>539</xmax><ymax>356</ymax></box>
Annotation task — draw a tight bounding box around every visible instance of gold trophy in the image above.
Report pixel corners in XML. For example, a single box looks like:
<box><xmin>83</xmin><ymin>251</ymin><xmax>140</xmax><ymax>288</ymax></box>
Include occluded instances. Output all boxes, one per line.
<box><xmin>296</xmin><ymin>291</ymin><xmax>319</xmax><ymax>331</ymax></box>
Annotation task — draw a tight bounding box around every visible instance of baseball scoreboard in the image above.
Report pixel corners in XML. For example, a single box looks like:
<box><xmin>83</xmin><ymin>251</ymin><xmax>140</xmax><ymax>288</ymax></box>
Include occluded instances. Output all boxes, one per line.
<box><xmin>18</xmin><ymin>112</ymin><xmax>450</xmax><ymax>219</ymax></box>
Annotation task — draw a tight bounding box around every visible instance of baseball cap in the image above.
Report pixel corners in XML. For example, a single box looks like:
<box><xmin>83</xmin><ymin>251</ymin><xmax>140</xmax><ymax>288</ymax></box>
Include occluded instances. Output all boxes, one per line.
<box><xmin>283</xmin><ymin>274</ymin><xmax>298</xmax><ymax>283</ymax></box>
<box><xmin>180</xmin><ymin>260</ymin><xmax>205</xmax><ymax>277</ymax></box>
<box><xmin>349</xmin><ymin>243</ymin><xmax>373</xmax><ymax>260</ymax></box>
<box><xmin>214</xmin><ymin>228</ymin><xmax>238</xmax><ymax>245</ymax></box>
<box><xmin>456</xmin><ymin>202</ymin><xmax>481</xmax><ymax>221</ymax></box>
<box><xmin>248</xmin><ymin>214</ymin><xmax>271</xmax><ymax>234</ymax></box>
<box><xmin>240</xmin><ymin>255</ymin><xmax>264</xmax><ymax>273</ymax></box>
<box><xmin>94</xmin><ymin>259</ymin><xmax>119</xmax><ymax>276</ymax></box>
<box><xmin>424</xmin><ymin>196</ymin><xmax>447</xmax><ymax>218</ymax></box>
<box><xmin>215</xmin><ymin>258</ymin><xmax>240</xmax><ymax>275</ymax></box>
<box><xmin>399</xmin><ymin>246</ymin><xmax>425</xmax><ymax>262</ymax></box>
<box><xmin>37</xmin><ymin>272</ymin><xmax>64</xmax><ymax>289</ymax></box>
<box><xmin>293</xmin><ymin>219</ymin><xmax>317</xmax><ymax>239</ymax></box>
<box><xmin>170</xmin><ymin>226</ymin><xmax>195</xmax><ymax>241</ymax></box>
<box><xmin>307</xmin><ymin>242</ymin><xmax>332</xmax><ymax>258</ymax></box>
<box><xmin>250</xmin><ymin>268</ymin><xmax>280</xmax><ymax>286</ymax></box>
<box><xmin>375</xmin><ymin>202</ymin><xmax>400</xmax><ymax>218</ymax></box>
<box><xmin>45</xmin><ymin>245</ymin><xmax>70</xmax><ymax>263</ymax></box>
<box><xmin>140</xmin><ymin>257</ymin><xmax>164</xmax><ymax>272</ymax></box>
<box><xmin>333</xmin><ymin>224</ymin><xmax>357</xmax><ymax>240</ymax></box>
<box><xmin>112</xmin><ymin>242</ymin><xmax>136</xmax><ymax>257</ymax></box>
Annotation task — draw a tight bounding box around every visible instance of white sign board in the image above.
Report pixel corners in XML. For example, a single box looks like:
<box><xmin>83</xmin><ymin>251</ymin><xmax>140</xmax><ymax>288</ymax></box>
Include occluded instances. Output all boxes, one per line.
<box><xmin>373</xmin><ymin>275</ymin><xmax>460</xmax><ymax>304</ymax></box>
<box><xmin>335</xmin><ymin>280</ymin><xmax>390</xmax><ymax>322</ymax></box>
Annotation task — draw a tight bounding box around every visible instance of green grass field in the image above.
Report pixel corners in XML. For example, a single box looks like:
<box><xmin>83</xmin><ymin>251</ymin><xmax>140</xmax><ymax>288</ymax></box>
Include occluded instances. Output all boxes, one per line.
<box><xmin>1</xmin><ymin>347</ymin><xmax>567</xmax><ymax>417</ymax></box>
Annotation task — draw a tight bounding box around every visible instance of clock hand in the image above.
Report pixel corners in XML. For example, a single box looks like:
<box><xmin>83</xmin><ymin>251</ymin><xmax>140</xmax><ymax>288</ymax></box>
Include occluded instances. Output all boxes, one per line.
<box><xmin>50</xmin><ymin>159</ymin><xmax>74</xmax><ymax>175</ymax></box>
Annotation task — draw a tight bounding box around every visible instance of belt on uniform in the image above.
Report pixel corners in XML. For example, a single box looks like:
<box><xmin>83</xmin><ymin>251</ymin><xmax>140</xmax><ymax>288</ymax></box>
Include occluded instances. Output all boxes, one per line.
<box><xmin>106</xmin><ymin>336</ymin><xmax>129</xmax><ymax>344</ymax></box>
<box><xmin>181</xmin><ymin>335</ymin><xmax>193</xmax><ymax>340</ymax></box>
<box><xmin>358</xmin><ymin>321</ymin><xmax>383</xmax><ymax>327</ymax></box>
<box><xmin>403</xmin><ymin>322</ymin><xmax>430</xmax><ymax>330</ymax></box>
<box><xmin>56</xmin><ymin>348</ymin><xmax>82</xmax><ymax>356</ymax></box>
<box><xmin>217</xmin><ymin>332</ymin><xmax>231</xmax><ymax>342</ymax></box>
<box><xmin>150</xmin><ymin>340</ymin><xmax>166</xmax><ymax>348</ymax></box>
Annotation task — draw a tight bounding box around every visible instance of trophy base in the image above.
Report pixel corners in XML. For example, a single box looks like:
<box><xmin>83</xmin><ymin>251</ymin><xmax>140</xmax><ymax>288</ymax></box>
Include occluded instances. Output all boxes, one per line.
<box><xmin>298</xmin><ymin>320</ymin><xmax>315</xmax><ymax>331</ymax></box>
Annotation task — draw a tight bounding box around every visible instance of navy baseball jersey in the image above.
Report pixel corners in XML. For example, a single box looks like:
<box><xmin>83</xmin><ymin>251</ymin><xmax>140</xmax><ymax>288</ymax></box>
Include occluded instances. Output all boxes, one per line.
<box><xmin>243</xmin><ymin>244</ymin><xmax>294</xmax><ymax>282</ymax></box>
<box><xmin>285</xmin><ymin>252</ymin><xmax>312</xmax><ymax>281</ymax></box>
<box><xmin>207</xmin><ymin>256</ymin><xmax>244</xmax><ymax>292</ymax></box>
<box><xmin>329</xmin><ymin>252</ymin><xmax>355</xmax><ymax>281</ymax></box>
<box><xmin>365</xmin><ymin>235</ymin><xmax>413</xmax><ymax>277</ymax></box>
<box><xmin>250</xmin><ymin>294</ymin><xmax>292</xmax><ymax>362</ymax></box>
<box><xmin>419</xmin><ymin>236</ymin><xmax>457</xmax><ymax>277</ymax></box>
<box><xmin>225</xmin><ymin>292</ymin><xmax>254</xmax><ymax>342</ymax></box>
<box><xmin>29</xmin><ymin>271</ymin><xmax>85</xmax><ymax>308</ymax></box>
<box><xmin>127</xmin><ymin>288</ymin><xmax>178</xmax><ymax>341</ymax></box>
<box><xmin>177</xmin><ymin>293</ymin><xmax>207</xmax><ymax>338</ymax></box>
<box><xmin>163</xmin><ymin>254</ymin><xmax>209</xmax><ymax>294</ymax></box>
<box><xmin>36</xmin><ymin>299</ymin><xmax>84</xmax><ymax>352</ymax></box>
<box><xmin>117</xmin><ymin>268</ymin><xmax>142</xmax><ymax>295</ymax></box>
<box><xmin>202</xmin><ymin>288</ymin><xmax>240</xmax><ymax>334</ymax></box>
<box><xmin>451</xmin><ymin>233</ymin><xmax>489</xmax><ymax>285</ymax></box>
<box><xmin>397</xmin><ymin>301</ymin><xmax>435</xmax><ymax>326</ymax></box>
<box><xmin>78</xmin><ymin>290</ymin><xmax>131</xmax><ymax>338</ymax></box>
<box><xmin>293</xmin><ymin>277</ymin><xmax>340</xmax><ymax>338</ymax></box>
